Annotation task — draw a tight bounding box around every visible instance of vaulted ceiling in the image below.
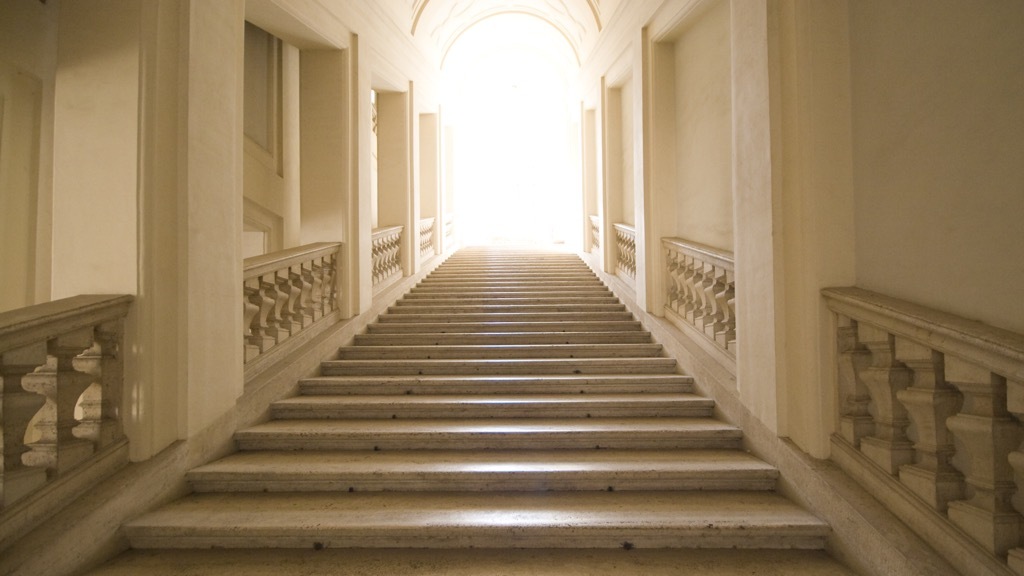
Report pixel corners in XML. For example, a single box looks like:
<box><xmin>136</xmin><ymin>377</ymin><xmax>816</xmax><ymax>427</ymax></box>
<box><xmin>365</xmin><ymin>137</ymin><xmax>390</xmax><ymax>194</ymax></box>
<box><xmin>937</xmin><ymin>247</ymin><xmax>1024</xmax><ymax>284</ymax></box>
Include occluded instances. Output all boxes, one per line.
<box><xmin>405</xmin><ymin>0</ymin><xmax>620</xmax><ymax>64</ymax></box>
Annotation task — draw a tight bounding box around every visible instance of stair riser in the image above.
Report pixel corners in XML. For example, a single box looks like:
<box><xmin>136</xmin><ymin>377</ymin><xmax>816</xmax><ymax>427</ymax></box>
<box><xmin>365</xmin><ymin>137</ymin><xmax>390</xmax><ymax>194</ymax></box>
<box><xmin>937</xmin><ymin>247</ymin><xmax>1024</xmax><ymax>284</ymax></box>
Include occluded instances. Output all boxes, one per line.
<box><xmin>411</xmin><ymin>285</ymin><xmax>610</xmax><ymax>292</ymax></box>
<box><xmin>189</xmin><ymin>474</ymin><xmax>777</xmax><ymax>494</ymax></box>
<box><xmin>366</xmin><ymin>322</ymin><xmax>644</xmax><ymax>334</ymax></box>
<box><xmin>319</xmin><ymin>360</ymin><xmax>678</xmax><ymax>376</ymax></box>
<box><xmin>402</xmin><ymin>291</ymin><xmax>613</xmax><ymax>299</ymax></box>
<box><xmin>376</xmin><ymin>313</ymin><xmax>636</xmax><ymax>323</ymax></box>
<box><xmin>126</xmin><ymin>528</ymin><xmax>824</xmax><ymax>551</ymax></box>
<box><xmin>269</xmin><ymin>404</ymin><xmax>712</xmax><ymax>420</ymax></box>
<box><xmin>394</xmin><ymin>297</ymin><xmax>621</xmax><ymax>305</ymax></box>
<box><xmin>299</xmin><ymin>381</ymin><xmax>693</xmax><ymax>396</ymax></box>
<box><xmin>352</xmin><ymin>333</ymin><xmax>653</xmax><ymax>346</ymax></box>
<box><xmin>235</xmin><ymin>433</ymin><xmax>743</xmax><ymax>452</ymax></box>
<box><xmin>386</xmin><ymin>305</ymin><xmax>627</xmax><ymax>314</ymax></box>
<box><xmin>335</xmin><ymin>346</ymin><xmax>663</xmax><ymax>360</ymax></box>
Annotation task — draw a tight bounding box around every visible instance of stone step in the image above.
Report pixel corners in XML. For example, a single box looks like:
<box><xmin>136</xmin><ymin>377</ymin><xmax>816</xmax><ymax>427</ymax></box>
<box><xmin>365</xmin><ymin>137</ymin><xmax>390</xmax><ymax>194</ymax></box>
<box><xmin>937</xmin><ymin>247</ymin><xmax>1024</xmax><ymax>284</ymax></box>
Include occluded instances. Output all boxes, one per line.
<box><xmin>86</xmin><ymin>548</ymin><xmax>858</xmax><ymax>576</ymax></box>
<box><xmin>123</xmin><ymin>491</ymin><xmax>828</xmax><ymax>550</ymax></box>
<box><xmin>353</xmin><ymin>331</ymin><xmax>653</xmax><ymax>346</ymax></box>
<box><xmin>399</xmin><ymin>289</ymin><xmax>610</xmax><ymax>297</ymax></box>
<box><xmin>234</xmin><ymin>418</ymin><xmax>742</xmax><ymax>451</ymax></box>
<box><xmin>415</xmin><ymin>281</ymin><xmax>606</xmax><ymax>289</ymax></box>
<box><xmin>375</xmin><ymin>311</ymin><xmax>636</xmax><ymax>324</ymax></box>
<box><xmin>270</xmin><ymin>393</ymin><xmax>711</xmax><ymax>419</ymax></box>
<box><xmin>335</xmin><ymin>343</ymin><xmax>664</xmax><ymax>360</ymax></box>
<box><xmin>187</xmin><ymin>449</ymin><xmax>778</xmax><ymax>493</ymax></box>
<box><xmin>385</xmin><ymin>303</ymin><xmax>628</xmax><ymax>314</ymax></box>
<box><xmin>298</xmin><ymin>374</ymin><xmax>694</xmax><ymax>396</ymax></box>
<box><xmin>366</xmin><ymin>321</ymin><xmax>644</xmax><ymax>333</ymax></box>
<box><xmin>319</xmin><ymin>357</ymin><xmax>678</xmax><ymax>376</ymax></box>
<box><xmin>411</xmin><ymin>284</ymin><xmax>610</xmax><ymax>293</ymax></box>
<box><xmin>394</xmin><ymin>296</ymin><xmax>622</xmax><ymax>306</ymax></box>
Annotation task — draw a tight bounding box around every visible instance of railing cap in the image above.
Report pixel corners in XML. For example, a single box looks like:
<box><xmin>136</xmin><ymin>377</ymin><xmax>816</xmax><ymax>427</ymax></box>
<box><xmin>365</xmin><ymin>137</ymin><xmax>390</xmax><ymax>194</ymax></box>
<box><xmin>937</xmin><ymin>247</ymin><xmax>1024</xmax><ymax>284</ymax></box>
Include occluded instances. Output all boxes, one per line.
<box><xmin>823</xmin><ymin>286</ymin><xmax>1024</xmax><ymax>379</ymax></box>
<box><xmin>662</xmin><ymin>237</ymin><xmax>734</xmax><ymax>270</ymax></box>
<box><xmin>243</xmin><ymin>242</ymin><xmax>342</xmax><ymax>280</ymax></box>
<box><xmin>0</xmin><ymin>295</ymin><xmax>134</xmax><ymax>354</ymax></box>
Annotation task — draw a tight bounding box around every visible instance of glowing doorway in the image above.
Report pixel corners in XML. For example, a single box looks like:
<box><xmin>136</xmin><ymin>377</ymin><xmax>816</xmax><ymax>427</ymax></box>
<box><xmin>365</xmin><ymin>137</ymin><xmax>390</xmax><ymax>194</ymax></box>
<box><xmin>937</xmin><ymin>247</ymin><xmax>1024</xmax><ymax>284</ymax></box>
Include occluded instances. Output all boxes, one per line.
<box><xmin>443</xmin><ymin>15</ymin><xmax>581</xmax><ymax>248</ymax></box>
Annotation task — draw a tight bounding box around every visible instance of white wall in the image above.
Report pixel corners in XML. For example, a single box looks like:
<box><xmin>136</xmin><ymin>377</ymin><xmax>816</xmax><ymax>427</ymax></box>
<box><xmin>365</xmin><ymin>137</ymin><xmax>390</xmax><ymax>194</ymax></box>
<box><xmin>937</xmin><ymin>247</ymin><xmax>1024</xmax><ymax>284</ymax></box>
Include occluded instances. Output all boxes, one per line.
<box><xmin>849</xmin><ymin>0</ymin><xmax>1024</xmax><ymax>334</ymax></box>
<box><xmin>673</xmin><ymin>0</ymin><xmax>732</xmax><ymax>251</ymax></box>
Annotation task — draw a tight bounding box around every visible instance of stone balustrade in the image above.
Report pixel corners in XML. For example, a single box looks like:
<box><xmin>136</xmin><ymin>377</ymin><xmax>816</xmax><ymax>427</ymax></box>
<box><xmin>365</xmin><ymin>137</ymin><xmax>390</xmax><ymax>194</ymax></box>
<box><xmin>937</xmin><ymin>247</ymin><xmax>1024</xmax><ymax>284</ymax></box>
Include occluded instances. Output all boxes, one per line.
<box><xmin>613</xmin><ymin>223</ymin><xmax>636</xmax><ymax>281</ymax></box>
<box><xmin>589</xmin><ymin>215</ymin><xmax>601</xmax><ymax>252</ymax></box>
<box><xmin>243</xmin><ymin>243</ymin><xmax>340</xmax><ymax>365</ymax></box>
<box><xmin>372</xmin><ymin>225</ymin><xmax>404</xmax><ymax>289</ymax></box>
<box><xmin>824</xmin><ymin>287</ymin><xmax>1024</xmax><ymax>573</ymax></box>
<box><xmin>419</xmin><ymin>217</ymin><xmax>436</xmax><ymax>258</ymax></box>
<box><xmin>662</xmin><ymin>237</ymin><xmax>736</xmax><ymax>355</ymax></box>
<box><xmin>0</xmin><ymin>295</ymin><xmax>132</xmax><ymax>509</ymax></box>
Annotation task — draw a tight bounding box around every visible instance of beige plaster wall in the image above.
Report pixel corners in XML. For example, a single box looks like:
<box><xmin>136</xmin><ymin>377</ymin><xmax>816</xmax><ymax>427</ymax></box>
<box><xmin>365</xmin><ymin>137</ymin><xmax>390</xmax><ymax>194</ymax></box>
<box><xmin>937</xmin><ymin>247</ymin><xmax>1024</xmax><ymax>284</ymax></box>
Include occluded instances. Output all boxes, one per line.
<box><xmin>51</xmin><ymin>0</ymin><xmax>140</xmax><ymax>298</ymax></box>
<box><xmin>849</xmin><ymin>0</ymin><xmax>1024</xmax><ymax>334</ymax></box>
<box><xmin>0</xmin><ymin>0</ymin><xmax>58</xmax><ymax>310</ymax></box>
<box><xmin>673</xmin><ymin>0</ymin><xmax>732</xmax><ymax>251</ymax></box>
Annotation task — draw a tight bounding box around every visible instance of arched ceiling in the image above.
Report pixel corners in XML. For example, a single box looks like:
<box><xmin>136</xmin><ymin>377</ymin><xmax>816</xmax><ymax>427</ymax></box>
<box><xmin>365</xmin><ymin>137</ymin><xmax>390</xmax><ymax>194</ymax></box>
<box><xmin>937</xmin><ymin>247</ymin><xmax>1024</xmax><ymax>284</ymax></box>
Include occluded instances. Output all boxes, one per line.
<box><xmin>407</xmin><ymin>0</ymin><xmax>618</xmax><ymax>65</ymax></box>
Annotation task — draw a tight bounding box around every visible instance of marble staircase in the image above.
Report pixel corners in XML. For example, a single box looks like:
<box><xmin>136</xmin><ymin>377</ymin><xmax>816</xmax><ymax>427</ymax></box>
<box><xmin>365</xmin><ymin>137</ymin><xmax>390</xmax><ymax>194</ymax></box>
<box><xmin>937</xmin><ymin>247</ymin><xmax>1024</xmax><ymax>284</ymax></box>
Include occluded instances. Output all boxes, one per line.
<box><xmin>92</xmin><ymin>247</ymin><xmax>854</xmax><ymax>575</ymax></box>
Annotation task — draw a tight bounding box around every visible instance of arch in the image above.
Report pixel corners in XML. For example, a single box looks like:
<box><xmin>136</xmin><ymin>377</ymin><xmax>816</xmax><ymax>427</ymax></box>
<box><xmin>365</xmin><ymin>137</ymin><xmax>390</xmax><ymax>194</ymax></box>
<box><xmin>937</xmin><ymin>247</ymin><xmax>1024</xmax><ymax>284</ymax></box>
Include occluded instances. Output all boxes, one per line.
<box><xmin>440</xmin><ymin>10</ymin><xmax>581</xmax><ymax>69</ymax></box>
<box><xmin>413</xmin><ymin>0</ymin><xmax>601</xmax><ymax>45</ymax></box>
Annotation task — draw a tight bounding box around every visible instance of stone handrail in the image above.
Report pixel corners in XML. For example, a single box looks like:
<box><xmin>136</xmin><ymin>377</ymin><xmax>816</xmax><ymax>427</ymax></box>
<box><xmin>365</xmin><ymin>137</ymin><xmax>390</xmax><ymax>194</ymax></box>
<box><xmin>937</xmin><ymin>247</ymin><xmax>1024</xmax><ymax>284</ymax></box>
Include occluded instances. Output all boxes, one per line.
<box><xmin>0</xmin><ymin>295</ymin><xmax>132</xmax><ymax>509</ymax></box>
<box><xmin>371</xmin><ymin>225</ymin><xmax>403</xmax><ymax>288</ymax></box>
<box><xmin>824</xmin><ymin>286</ymin><xmax>1024</xmax><ymax>574</ymax></box>
<box><xmin>589</xmin><ymin>215</ymin><xmax>601</xmax><ymax>251</ymax></box>
<box><xmin>612</xmin><ymin>223</ymin><xmax>636</xmax><ymax>281</ymax></box>
<box><xmin>662</xmin><ymin>237</ymin><xmax>736</xmax><ymax>355</ymax></box>
<box><xmin>243</xmin><ymin>242</ymin><xmax>341</xmax><ymax>365</ymax></box>
<box><xmin>419</xmin><ymin>217</ymin><xmax>436</xmax><ymax>257</ymax></box>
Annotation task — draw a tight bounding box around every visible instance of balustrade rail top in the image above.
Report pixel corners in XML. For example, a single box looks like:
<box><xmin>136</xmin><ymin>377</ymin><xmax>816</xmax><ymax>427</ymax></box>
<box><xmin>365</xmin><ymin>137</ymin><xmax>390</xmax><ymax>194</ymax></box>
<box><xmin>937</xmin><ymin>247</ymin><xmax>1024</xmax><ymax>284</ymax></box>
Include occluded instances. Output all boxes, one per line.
<box><xmin>419</xmin><ymin>217</ymin><xmax>435</xmax><ymax>224</ymax></box>
<box><xmin>0</xmin><ymin>295</ymin><xmax>133</xmax><ymax>354</ymax></box>
<box><xmin>372</xmin><ymin>225</ymin><xmax>404</xmax><ymax>237</ymax></box>
<box><xmin>243</xmin><ymin>242</ymin><xmax>342</xmax><ymax>280</ymax></box>
<box><xmin>612</xmin><ymin>222</ymin><xmax>635</xmax><ymax>233</ymax></box>
<box><xmin>824</xmin><ymin>286</ymin><xmax>1024</xmax><ymax>379</ymax></box>
<box><xmin>662</xmin><ymin>237</ymin><xmax>734</xmax><ymax>270</ymax></box>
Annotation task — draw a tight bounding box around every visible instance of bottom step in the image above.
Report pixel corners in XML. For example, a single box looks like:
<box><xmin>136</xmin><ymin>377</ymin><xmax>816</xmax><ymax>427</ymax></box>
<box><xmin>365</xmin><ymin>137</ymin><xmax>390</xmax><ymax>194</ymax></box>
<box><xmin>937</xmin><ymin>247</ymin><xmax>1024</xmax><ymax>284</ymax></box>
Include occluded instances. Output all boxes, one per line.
<box><xmin>124</xmin><ymin>491</ymin><xmax>828</xmax><ymax>550</ymax></box>
<box><xmin>87</xmin><ymin>548</ymin><xmax>856</xmax><ymax>575</ymax></box>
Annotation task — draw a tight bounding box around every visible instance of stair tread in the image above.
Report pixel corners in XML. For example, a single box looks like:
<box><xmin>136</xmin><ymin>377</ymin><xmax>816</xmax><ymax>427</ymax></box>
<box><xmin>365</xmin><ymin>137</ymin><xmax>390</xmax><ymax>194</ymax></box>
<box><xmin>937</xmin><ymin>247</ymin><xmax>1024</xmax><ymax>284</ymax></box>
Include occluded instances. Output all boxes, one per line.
<box><xmin>189</xmin><ymin>449</ymin><xmax>776</xmax><ymax>479</ymax></box>
<box><xmin>274</xmin><ymin>393</ymin><xmax>708</xmax><ymax>407</ymax></box>
<box><xmin>124</xmin><ymin>491</ymin><xmax>828</xmax><ymax>549</ymax></box>
<box><xmin>87</xmin><ymin>548</ymin><xmax>858</xmax><ymax>576</ymax></box>
<box><xmin>237</xmin><ymin>417</ymin><xmax>740</xmax><ymax>436</ymax></box>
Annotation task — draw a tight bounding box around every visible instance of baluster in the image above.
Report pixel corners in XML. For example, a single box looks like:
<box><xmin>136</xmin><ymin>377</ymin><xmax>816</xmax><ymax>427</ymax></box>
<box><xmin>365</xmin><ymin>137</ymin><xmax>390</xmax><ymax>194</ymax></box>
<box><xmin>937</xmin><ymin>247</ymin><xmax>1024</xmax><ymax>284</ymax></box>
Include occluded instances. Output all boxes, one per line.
<box><xmin>856</xmin><ymin>324</ymin><xmax>915</xmax><ymax>473</ymax></box>
<box><xmin>693</xmin><ymin>262</ymin><xmax>714</xmax><ymax>329</ymax></box>
<box><xmin>308</xmin><ymin>258</ymin><xmax>324</xmax><ymax>321</ymax></box>
<box><xmin>703</xmin><ymin>265</ymin><xmax>726</xmax><ymax>339</ymax></box>
<box><xmin>946</xmin><ymin>359</ymin><xmax>1022</xmax><ymax>556</ymax></box>
<box><xmin>1006</xmin><ymin>378</ymin><xmax>1024</xmax><ymax>575</ymax></box>
<box><xmin>290</xmin><ymin>264</ymin><xmax>313</xmax><ymax>328</ymax></box>
<box><xmin>665</xmin><ymin>250</ymin><xmax>680</xmax><ymax>312</ymax></box>
<box><xmin>243</xmin><ymin>279</ymin><xmax>262</xmax><ymax>361</ymax></box>
<box><xmin>715</xmin><ymin>269</ymin><xmax>736</xmax><ymax>349</ymax></box>
<box><xmin>21</xmin><ymin>329</ymin><xmax>97</xmax><ymax>474</ymax></box>
<box><xmin>246</xmin><ymin>277</ymin><xmax>275</xmax><ymax>353</ymax></box>
<box><xmin>70</xmin><ymin>342</ymin><xmax>103</xmax><ymax>445</ymax></box>
<box><xmin>261</xmin><ymin>272</ymin><xmax>289</xmax><ymax>344</ymax></box>
<box><xmin>92</xmin><ymin>320</ymin><xmax>124</xmax><ymax>448</ymax></box>
<box><xmin>835</xmin><ymin>318</ymin><xmax>875</xmax><ymax>448</ymax></box>
<box><xmin>684</xmin><ymin>257</ymin><xmax>703</xmax><ymax>325</ymax></box>
<box><xmin>1</xmin><ymin>344</ymin><xmax>49</xmax><ymax>506</ymax></box>
<box><xmin>323</xmin><ymin>253</ymin><xmax>338</xmax><ymax>313</ymax></box>
<box><xmin>276</xmin><ymin>269</ymin><xmax>302</xmax><ymax>335</ymax></box>
<box><xmin>893</xmin><ymin>341</ymin><xmax>963</xmax><ymax>511</ymax></box>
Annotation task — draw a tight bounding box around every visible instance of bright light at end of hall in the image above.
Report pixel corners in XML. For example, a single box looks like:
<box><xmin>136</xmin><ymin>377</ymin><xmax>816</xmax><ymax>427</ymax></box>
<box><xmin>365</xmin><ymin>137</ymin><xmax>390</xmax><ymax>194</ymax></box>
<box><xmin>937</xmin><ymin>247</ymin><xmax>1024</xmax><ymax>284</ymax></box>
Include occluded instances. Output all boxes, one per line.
<box><xmin>443</xmin><ymin>14</ymin><xmax>582</xmax><ymax>248</ymax></box>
